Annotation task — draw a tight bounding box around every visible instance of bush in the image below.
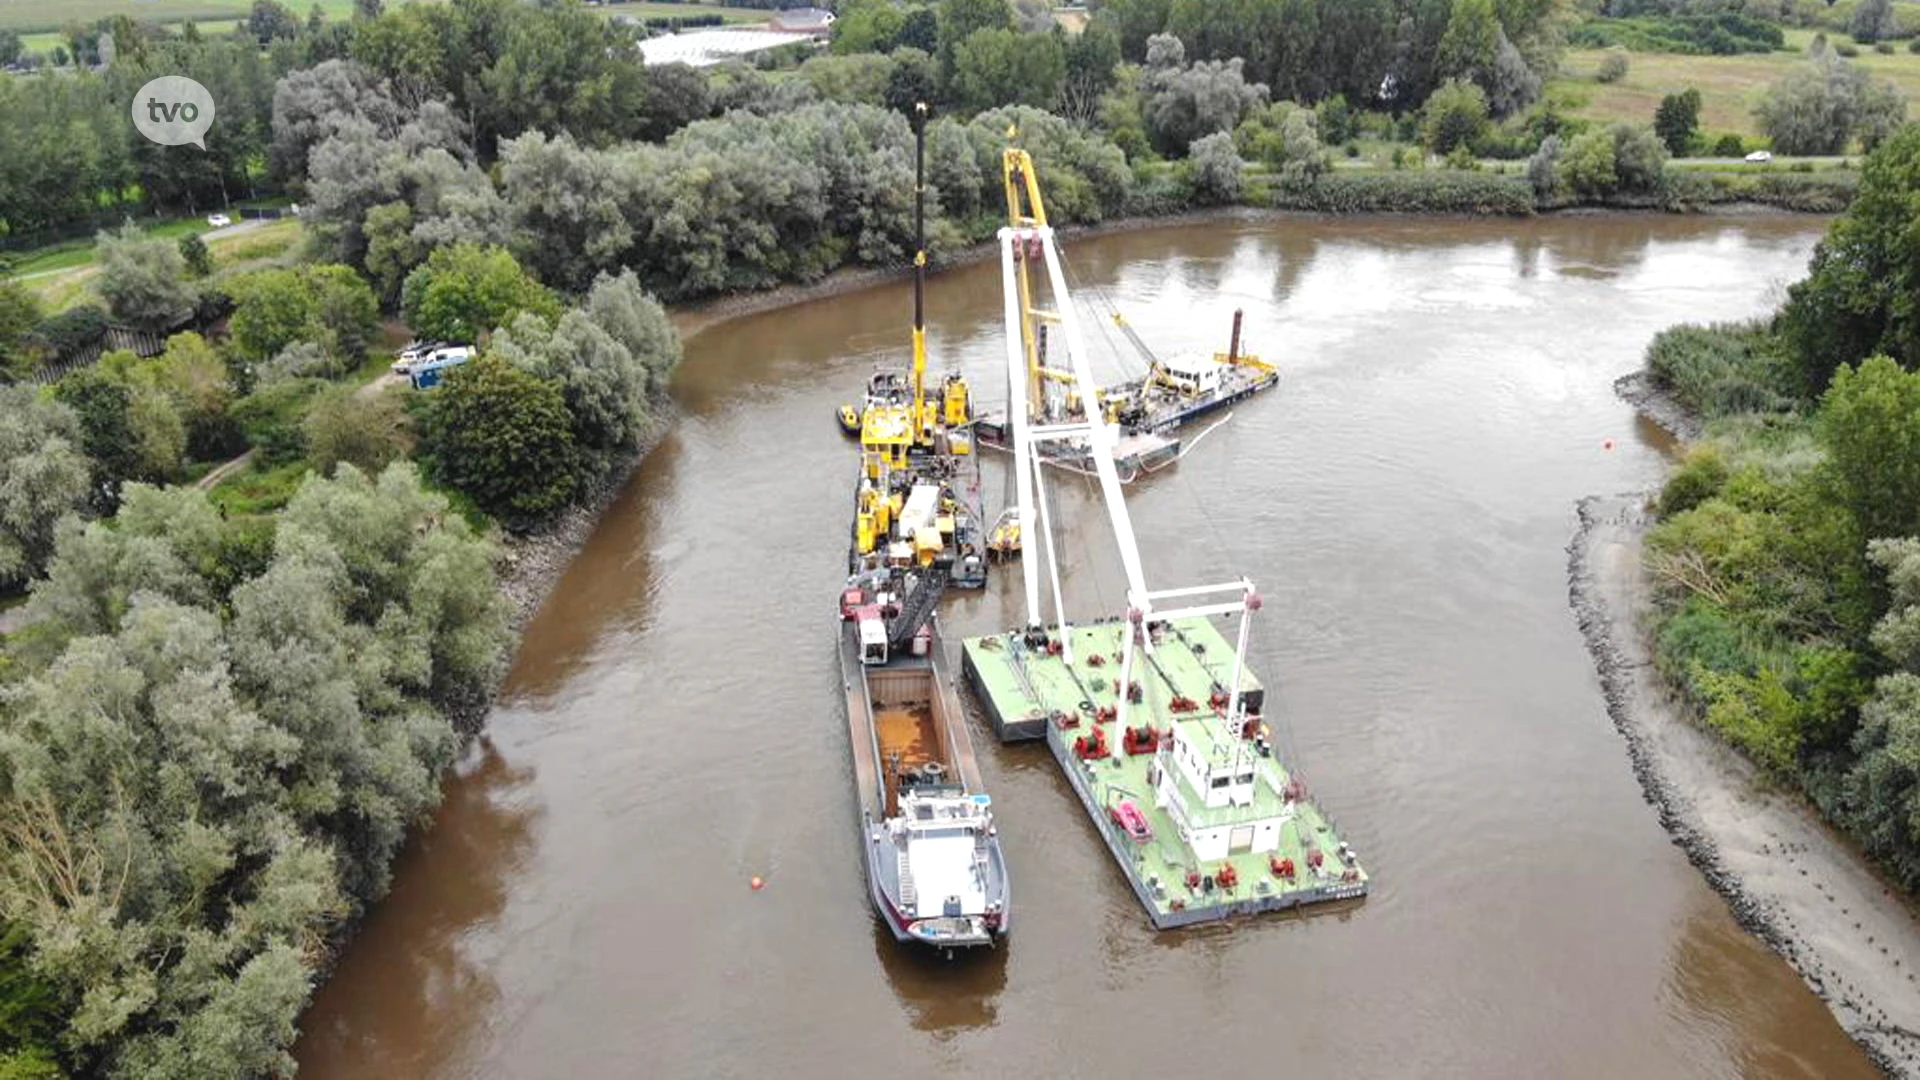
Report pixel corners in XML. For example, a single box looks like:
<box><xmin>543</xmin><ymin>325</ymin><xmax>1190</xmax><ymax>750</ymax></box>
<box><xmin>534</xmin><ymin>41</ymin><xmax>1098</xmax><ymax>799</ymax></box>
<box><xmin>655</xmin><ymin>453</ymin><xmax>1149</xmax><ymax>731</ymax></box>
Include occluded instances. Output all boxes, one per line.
<box><xmin>1421</xmin><ymin>79</ymin><xmax>1491</xmax><ymax>155</ymax></box>
<box><xmin>1835</xmin><ymin>42</ymin><xmax>1860</xmax><ymax>57</ymax></box>
<box><xmin>1712</xmin><ymin>133</ymin><xmax>1747</xmax><ymax>157</ymax></box>
<box><xmin>1597</xmin><ymin>49</ymin><xmax>1630</xmax><ymax>83</ymax></box>
<box><xmin>1265</xmin><ymin>171</ymin><xmax>1534</xmax><ymax>214</ymax></box>
<box><xmin>231</xmin><ymin>378</ymin><xmax>326</xmax><ymax>465</ymax></box>
<box><xmin>1658</xmin><ymin>446</ymin><xmax>1731</xmax><ymax>517</ymax></box>
<box><xmin>1876</xmin><ymin>41</ymin><xmax>1895</xmax><ymax>55</ymax></box>
<box><xmin>304</xmin><ymin>384</ymin><xmax>408</xmax><ymax>478</ymax></box>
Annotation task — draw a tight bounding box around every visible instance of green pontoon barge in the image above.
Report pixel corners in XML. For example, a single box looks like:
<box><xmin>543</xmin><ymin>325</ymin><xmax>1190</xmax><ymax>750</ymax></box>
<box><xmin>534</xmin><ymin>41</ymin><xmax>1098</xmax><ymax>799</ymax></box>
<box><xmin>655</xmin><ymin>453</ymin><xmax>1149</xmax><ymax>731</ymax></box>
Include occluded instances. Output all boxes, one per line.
<box><xmin>960</xmin><ymin>150</ymin><xmax>1367</xmax><ymax>929</ymax></box>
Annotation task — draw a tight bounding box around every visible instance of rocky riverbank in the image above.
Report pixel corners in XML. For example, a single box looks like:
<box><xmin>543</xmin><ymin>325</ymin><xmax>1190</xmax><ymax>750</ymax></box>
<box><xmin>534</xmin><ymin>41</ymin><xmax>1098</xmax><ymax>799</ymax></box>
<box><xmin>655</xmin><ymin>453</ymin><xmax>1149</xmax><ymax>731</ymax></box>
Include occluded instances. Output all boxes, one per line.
<box><xmin>1570</xmin><ymin>491</ymin><xmax>1920</xmax><ymax>1076</ymax></box>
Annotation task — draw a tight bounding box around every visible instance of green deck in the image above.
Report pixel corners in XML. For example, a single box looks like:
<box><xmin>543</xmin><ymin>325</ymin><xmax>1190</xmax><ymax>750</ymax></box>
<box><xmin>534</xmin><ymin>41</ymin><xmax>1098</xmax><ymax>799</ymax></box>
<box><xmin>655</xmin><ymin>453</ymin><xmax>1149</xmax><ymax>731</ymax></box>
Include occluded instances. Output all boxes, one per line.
<box><xmin>961</xmin><ymin>618</ymin><xmax>1368</xmax><ymax>928</ymax></box>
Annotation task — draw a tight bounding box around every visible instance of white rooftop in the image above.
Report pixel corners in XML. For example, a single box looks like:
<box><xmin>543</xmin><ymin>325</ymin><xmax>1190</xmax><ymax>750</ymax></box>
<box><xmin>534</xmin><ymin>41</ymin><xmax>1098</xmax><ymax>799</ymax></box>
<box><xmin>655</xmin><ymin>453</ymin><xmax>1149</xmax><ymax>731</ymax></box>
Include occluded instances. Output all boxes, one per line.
<box><xmin>638</xmin><ymin>29</ymin><xmax>809</xmax><ymax>67</ymax></box>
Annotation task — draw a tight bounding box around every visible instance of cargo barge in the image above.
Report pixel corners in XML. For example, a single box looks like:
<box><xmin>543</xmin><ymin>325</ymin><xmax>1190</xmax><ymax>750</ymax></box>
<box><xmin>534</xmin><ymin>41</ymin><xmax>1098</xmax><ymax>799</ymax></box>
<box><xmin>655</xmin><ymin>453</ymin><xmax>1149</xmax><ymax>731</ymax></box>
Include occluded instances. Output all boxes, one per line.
<box><xmin>840</xmin><ymin>576</ymin><xmax>1009</xmax><ymax>949</ymax></box>
<box><xmin>837</xmin><ymin>104</ymin><xmax>1009</xmax><ymax>951</ymax></box>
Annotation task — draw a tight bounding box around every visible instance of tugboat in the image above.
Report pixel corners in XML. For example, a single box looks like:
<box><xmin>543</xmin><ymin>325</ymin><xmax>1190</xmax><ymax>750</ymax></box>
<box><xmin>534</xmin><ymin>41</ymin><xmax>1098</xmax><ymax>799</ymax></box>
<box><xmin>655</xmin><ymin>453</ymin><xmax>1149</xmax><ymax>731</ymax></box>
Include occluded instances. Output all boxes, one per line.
<box><xmin>839</xmin><ymin>570</ymin><xmax>1009</xmax><ymax>950</ymax></box>
<box><xmin>837</xmin><ymin>104</ymin><xmax>1009</xmax><ymax>952</ymax></box>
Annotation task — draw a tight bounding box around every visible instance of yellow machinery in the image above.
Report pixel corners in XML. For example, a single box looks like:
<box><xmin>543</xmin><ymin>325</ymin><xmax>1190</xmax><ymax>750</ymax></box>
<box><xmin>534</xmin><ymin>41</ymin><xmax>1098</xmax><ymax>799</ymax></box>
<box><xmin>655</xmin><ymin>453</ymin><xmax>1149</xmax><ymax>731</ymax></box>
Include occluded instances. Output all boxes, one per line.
<box><xmin>857</xmin><ymin>103</ymin><xmax>971</xmax><ymax>459</ymax></box>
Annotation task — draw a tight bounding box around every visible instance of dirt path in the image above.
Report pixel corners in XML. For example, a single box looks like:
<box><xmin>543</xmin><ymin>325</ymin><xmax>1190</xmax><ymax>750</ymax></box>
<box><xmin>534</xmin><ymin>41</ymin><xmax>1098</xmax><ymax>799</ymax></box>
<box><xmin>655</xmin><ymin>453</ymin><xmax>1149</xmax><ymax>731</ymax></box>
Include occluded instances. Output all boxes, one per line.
<box><xmin>194</xmin><ymin>448</ymin><xmax>256</xmax><ymax>491</ymax></box>
<box><xmin>1571</xmin><ymin>493</ymin><xmax>1920</xmax><ymax>1076</ymax></box>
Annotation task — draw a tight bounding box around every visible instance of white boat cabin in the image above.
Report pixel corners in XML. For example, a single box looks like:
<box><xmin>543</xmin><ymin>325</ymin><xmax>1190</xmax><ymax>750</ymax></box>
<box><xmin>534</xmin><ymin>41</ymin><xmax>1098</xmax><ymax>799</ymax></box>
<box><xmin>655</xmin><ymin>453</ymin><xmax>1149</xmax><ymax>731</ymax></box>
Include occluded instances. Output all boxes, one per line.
<box><xmin>1150</xmin><ymin>724</ymin><xmax>1294</xmax><ymax>862</ymax></box>
<box><xmin>1153</xmin><ymin>354</ymin><xmax>1228</xmax><ymax>396</ymax></box>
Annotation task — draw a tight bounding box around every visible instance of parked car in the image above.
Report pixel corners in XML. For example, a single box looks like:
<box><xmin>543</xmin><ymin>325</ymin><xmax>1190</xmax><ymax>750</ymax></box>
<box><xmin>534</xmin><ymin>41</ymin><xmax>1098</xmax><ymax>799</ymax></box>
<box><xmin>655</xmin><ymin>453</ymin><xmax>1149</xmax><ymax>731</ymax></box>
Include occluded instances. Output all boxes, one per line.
<box><xmin>206</xmin><ymin>212</ymin><xmax>232</xmax><ymax>227</ymax></box>
<box><xmin>1744</xmin><ymin>150</ymin><xmax>1773</xmax><ymax>163</ymax></box>
<box><xmin>407</xmin><ymin>345</ymin><xmax>475</xmax><ymax>389</ymax></box>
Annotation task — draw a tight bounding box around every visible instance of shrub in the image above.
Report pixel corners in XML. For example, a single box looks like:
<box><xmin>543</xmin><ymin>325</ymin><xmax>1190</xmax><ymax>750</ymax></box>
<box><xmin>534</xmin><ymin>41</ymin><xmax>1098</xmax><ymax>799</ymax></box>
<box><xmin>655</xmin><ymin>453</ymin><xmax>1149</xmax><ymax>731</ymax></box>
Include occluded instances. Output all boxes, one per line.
<box><xmin>1421</xmin><ymin>79</ymin><xmax>1491</xmax><ymax>155</ymax></box>
<box><xmin>1658</xmin><ymin>446</ymin><xmax>1731</xmax><ymax>517</ymax></box>
<box><xmin>1712</xmin><ymin>133</ymin><xmax>1746</xmax><ymax>157</ymax></box>
<box><xmin>1267</xmin><ymin>171</ymin><xmax>1534</xmax><ymax>214</ymax></box>
<box><xmin>304</xmin><ymin>384</ymin><xmax>408</xmax><ymax>478</ymax></box>
<box><xmin>231</xmin><ymin>378</ymin><xmax>326</xmax><ymax>465</ymax></box>
<box><xmin>1835</xmin><ymin>42</ymin><xmax>1860</xmax><ymax>57</ymax></box>
<box><xmin>1876</xmin><ymin>41</ymin><xmax>1895</xmax><ymax>55</ymax></box>
<box><xmin>1597</xmin><ymin>49</ymin><xmax>1629</xmax><ymax>83</ymax></box>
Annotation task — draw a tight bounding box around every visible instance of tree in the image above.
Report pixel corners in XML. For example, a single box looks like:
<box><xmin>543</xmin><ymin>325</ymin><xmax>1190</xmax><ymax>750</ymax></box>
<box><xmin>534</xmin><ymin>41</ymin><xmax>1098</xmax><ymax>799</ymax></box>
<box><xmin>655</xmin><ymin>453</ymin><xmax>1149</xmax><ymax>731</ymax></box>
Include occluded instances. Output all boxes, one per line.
<box><xmin>1818</xmin><ymin>356</ymin><xmax>1920</xmax><ymax>544</ymax></box>
<box><xmin>834</xmin><ymin>0</ymin><xmax>908</xmax><ymax>54</ymax></box>
<box><xmin>0</xmin><ymin>279</ymin><xmax>42</xmax><ymax>381</ymax></box>
<box><xmin>1782</xmin><ymin>126</ymin><xmax>1920</xmax><ymax>391</ymax></box>
<box><xmin>1755</xmin><ymin>50</ymin><xmax>1907</xmax><ymax>156</ymax></box>
<box><xmin>401</xmin><ymin>243</ymin><xmax>560</xmax><ymax>346</ymax></box>
<box><xmin>51</xmin><ymin>368</ymin><xmax>140</xmax><ymax>502</ymax></box>
<box><xmin>937</xmin><ymin>0</ymin><xmax>1015</xmax><ymax>81</ymax></box>
<box><xmin>1528</xmin><ymin>133</ymin><xmax>1562</xmax><ymax>198</ymax></box>
<box><xmin>95</xmin><ymin>225</ymin><xmax>195</xmax><ymax>333</ymax></box>
<box><xmin>799</xmin><ymin>54</ymin><xmax>900</xmax><ymax>107</ymax></box>
<box><xmin>0</xmin><ymin>31</ymin><xmax>22</xmax><ymax>67</ymax></box>
<box><xmin>1143</xmin><ymin>45</ymin><xmax>1269</xmax><ymax>157</ymax></box>
<box><xmin>1486</xmin><ymin>30</ymin><xmax>1541</xmax><ymax>118</ymax></box>
<box><xmin>248</xmin><ymin>0</ymin><xmax>300</xmax><ymax>44</ymax></box>
<box><xmin>638</xmin><ymin>63</ymin><xmax>712</xmax><ymax>142</ymax></box>
<box><xmin>228</xmin><ymin>265</ymin><xmax>378</xmax><ymax>368</ymax></box>
<box><xmin>418</xmin><ymin>354</ymin><xmax>577</xmax><ymax>525</ymax></box>
<box><xmin>1439</xmin><ymin>0</ymin><xmax>1501</xmax><ymax>86</ymax></box>
<box><xmin>899</xmin><ymin>6</ymin><xmax>939</xmax><ymax>52</ymax></box>
<box><xmin>1655</xmin><ymin>88</ymin><xmax>1702</xmax><ymax>157</ymax></box>
<box><xmin>1610</xmin><ymin>123</ymin><xmax>1669</xmax><ymax>193</ymax></box>
<box><xmin>1420</xmin><ymin>78</ymin><xmax>1490</xmax><ymax>155</ymax></box>
<box><xmin>150</xmin><ymin>332</ymin><xmax>240</xmax><ymax>461</ymax></box>
<box><xmin>1061</xmin><ymin>22</ymin><xmax>1121</xmax><ymax>125</ymax></box>
<box><xmin>0</xmin><ymin>387</ymin><xmax>90</xmax><ymax>587</ymax></box>
<box><xmin>178</xmin><ymin>234</ymin><xmax>213</xmax><ymax>279</ymax></box>
<box><xmin>1235</xmin><ymin>103</ymin><xmax>1327</xmax><ymax>187</ymax></box>
<box><xmin>885</xmin><ymin>48</ymin><xmax>939</xmax><ymax>117</ymax></box>
<box><xmin>584</xmin><ymin>269</ymin><xmax>682</xmax><ymax>394</ymax></box>
<box><xmin>304</xmin><ymin>383</ymin><xmax>407</xmax><ymax>477</ymax></box>
<box><xmin>950</xmin><ymin>28</ymin><xmax>1067</xmax><ymax>112</ymax></box>
<box><xmin>1850</xmin><ymin>0</ymin><xmax>1896</xmax><ymax>44</ymax></box>
<box><xmin>1185</xmin><ymin>131</ymin><xmax>1243</xmax><ymax>204</ymax></box>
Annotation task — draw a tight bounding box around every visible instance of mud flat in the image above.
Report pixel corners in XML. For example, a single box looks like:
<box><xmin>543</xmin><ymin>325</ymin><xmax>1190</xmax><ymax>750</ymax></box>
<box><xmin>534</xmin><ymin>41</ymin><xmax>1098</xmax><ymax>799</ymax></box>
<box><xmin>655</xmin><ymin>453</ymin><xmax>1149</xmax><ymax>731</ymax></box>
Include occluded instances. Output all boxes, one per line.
<box><xmin>1570</xmin><ymin>493</ymin><xmax>1920</xmax><ymax>1076</ymax></box>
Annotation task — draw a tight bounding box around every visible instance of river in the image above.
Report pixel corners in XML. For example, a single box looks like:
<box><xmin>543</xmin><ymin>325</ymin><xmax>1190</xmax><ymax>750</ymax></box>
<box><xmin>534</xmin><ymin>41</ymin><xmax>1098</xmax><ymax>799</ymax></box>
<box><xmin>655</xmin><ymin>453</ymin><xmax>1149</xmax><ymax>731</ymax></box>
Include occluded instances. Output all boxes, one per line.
<box><xmin>295</xmin><ymin>214</ymin><xmax>1878</xmax><ymax>1078</ymax></box>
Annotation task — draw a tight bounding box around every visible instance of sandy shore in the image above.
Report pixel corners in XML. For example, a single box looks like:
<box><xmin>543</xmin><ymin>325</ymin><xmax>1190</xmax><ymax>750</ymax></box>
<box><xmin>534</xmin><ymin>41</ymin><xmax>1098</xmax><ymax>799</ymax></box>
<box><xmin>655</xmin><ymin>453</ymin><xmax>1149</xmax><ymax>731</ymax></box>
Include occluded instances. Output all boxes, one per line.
<box><xmin>1570</xmin><ymin>492</ymin><xmax>1920</xmax><ymax>1075</ymax></box>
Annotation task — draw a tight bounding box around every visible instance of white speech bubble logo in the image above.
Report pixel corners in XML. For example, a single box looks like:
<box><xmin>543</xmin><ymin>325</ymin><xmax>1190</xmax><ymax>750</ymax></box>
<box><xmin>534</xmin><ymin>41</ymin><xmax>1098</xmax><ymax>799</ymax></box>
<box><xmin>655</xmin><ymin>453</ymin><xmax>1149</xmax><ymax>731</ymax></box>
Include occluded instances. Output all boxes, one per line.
<box><xmin>132</xmin><ymin>76</ymin><xmax>216</xmax><ymax>150</ymax></box>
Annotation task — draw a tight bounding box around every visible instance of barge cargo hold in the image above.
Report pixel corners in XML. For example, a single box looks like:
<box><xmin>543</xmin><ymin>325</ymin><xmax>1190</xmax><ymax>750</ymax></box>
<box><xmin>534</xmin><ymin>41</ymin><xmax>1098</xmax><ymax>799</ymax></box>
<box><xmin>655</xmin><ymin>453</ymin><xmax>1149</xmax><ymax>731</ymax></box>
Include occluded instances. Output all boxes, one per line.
<box><xmin>961</xmin><ymin>618</ymin><xmax>1366</xmax><ymax>928</ymax></box>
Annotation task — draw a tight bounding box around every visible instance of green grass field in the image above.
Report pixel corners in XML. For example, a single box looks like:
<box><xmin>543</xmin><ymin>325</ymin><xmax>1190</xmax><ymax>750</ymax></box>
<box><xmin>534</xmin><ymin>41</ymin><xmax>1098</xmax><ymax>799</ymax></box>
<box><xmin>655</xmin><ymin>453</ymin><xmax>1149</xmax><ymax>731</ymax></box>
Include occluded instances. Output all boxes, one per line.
<box><xmin>598</xmin><ymin>2</ymin><xmax>765</xmax><ymax>23</ymax></box>
<box><xmin>1552</xmin><ymin>29</ymin><xmax>1920</xmax><ymax>140</ymax></box>
<box><xmin>0</xmin><ymin>0</ymin><xmax>418</xmax><ymax>34</ymax></box>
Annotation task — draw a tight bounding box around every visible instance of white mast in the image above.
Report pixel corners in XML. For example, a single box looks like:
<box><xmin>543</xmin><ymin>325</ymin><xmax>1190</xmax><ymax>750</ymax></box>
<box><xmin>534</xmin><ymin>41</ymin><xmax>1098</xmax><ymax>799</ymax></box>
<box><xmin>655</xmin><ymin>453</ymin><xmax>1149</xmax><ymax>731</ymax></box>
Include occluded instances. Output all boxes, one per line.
<box><xmin>999</xmin><ymin>223</ymin><xmax>1261</xmax><ymax>762</ymax></box>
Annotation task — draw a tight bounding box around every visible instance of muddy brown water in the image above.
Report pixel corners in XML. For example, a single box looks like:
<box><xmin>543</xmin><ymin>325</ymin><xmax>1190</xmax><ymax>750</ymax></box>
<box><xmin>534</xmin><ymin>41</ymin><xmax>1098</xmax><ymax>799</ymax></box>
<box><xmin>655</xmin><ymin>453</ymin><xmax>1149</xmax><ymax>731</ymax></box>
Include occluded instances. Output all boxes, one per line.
<box><xmin>296</xmin><ymin>214</ymin><xmax>1880</xmax><ymax>1079</ymax></box>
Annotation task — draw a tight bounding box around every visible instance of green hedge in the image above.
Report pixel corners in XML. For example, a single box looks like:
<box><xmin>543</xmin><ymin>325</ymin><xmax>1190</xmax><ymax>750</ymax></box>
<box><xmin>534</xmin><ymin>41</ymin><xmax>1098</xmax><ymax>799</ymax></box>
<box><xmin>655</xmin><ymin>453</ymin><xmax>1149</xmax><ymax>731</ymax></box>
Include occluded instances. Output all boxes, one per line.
<box><xmin>1264</xmin><ymin>171</ymin><xmax>1537</xmax><ymax>215</ymax></box>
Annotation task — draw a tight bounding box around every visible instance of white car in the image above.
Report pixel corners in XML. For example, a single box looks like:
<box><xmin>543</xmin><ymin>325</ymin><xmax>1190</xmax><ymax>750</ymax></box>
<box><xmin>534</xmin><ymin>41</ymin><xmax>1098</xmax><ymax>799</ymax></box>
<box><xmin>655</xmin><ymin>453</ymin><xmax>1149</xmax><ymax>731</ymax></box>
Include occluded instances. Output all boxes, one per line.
<box><xmin>1744</xmin><ymin>150</ymin><xmax>1773</xmax><ymax>163</ymax></box>
<box><xmin>206</xmin><ymin>213</ymin><xmax>233</xmax><ymax>227</ymax></box>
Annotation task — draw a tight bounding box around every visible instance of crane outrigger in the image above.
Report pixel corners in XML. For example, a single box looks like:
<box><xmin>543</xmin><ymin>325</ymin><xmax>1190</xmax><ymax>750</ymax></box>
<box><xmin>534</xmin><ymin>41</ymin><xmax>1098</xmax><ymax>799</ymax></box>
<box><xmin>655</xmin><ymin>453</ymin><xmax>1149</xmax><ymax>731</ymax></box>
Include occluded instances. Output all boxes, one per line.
<box><xmin>960</xmin><ymin>144</ymin><xmax>1366</xmax><ymax>929</ymax></box>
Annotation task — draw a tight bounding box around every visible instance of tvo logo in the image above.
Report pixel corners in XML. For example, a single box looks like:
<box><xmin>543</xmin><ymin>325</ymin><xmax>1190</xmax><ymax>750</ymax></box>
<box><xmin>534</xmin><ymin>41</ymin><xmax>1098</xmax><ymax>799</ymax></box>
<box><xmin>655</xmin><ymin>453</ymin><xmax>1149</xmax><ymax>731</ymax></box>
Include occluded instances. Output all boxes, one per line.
<box><xmin>131</xmin><ymin>76</ymin><xmax>216</xmax><ymax>150</ymax></box>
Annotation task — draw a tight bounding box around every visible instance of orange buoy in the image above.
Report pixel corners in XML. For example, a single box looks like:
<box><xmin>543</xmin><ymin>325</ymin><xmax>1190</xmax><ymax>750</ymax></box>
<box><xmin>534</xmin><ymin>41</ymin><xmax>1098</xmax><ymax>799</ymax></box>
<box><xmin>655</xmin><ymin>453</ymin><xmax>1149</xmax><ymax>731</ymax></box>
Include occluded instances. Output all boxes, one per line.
<box><xmin>750</xmin><ymin>876</ymin><xmax>765</xmax><ymax>891</ymax></box>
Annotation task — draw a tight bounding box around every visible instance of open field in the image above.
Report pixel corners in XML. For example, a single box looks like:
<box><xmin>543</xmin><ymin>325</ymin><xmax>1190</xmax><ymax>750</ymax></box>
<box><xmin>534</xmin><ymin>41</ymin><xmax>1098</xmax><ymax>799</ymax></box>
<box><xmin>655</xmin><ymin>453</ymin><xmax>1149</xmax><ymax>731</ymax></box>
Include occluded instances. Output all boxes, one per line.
<box><xmin>598</xmin><ymin>2</ymin><xmax>765</xmax><ymax>24</ymax></box>
<box><xmin>1552</xmin><ymin>32</ymin><xmax>1920</xmax><ymax>139</ymax></box>
<box><xmin>10</xmin><ymin>217</ymin><xmax>305</xmax><ymax>312</ymax></box>
<box><xmin>2</xmin><ymin>0</ymin><xmax>756</xmax><ymax>43</ymax></box>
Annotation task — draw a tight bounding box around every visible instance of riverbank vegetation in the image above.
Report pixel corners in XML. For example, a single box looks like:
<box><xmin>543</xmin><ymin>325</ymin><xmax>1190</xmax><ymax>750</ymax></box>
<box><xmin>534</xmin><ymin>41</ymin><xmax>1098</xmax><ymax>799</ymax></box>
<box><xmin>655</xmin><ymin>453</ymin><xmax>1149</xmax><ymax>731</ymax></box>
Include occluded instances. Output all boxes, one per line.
<box><xmin>1638</xmin><ymin>125</ymin><xmax>1920</xmax><ymax>893</ymax></box>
